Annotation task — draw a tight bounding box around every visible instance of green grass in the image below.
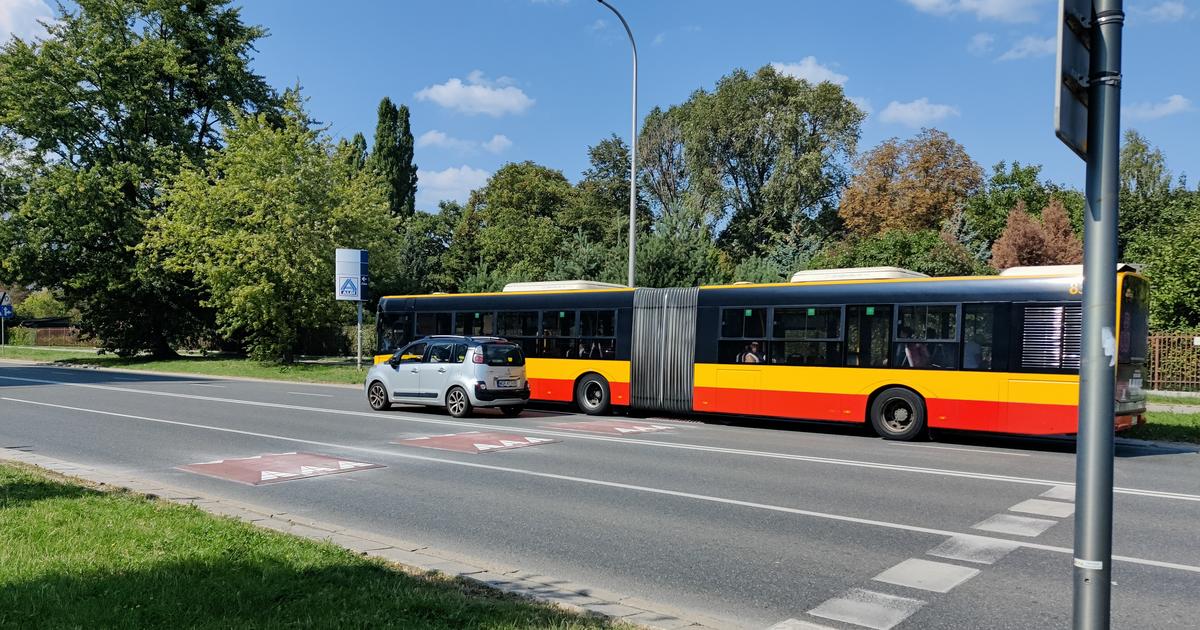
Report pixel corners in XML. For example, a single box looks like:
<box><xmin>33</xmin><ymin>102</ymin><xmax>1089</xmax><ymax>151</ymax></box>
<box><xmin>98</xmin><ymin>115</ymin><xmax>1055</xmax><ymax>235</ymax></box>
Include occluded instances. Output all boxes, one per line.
<box><xmin>0</xmin><ymin>345</ymin><xmax>102</xmax><ymax>363</ymax></box>
<box><xmin>0</xmin><ymin>463</ymin><xmax>618</xmax><ymax>629</ymax></box>
<box><xmin>1145</xmin><ymin>393</ymin><xmax>1200</xmax><ymax>407</ymax></box>
<box><xmin>60</xmin><ymin>354</ymin><xmax>366</xmax><ymax>385</ymax></box>
<box><xmin>1124</xmin><ymin>411</ymin><xmax>1200</xmax><ymax>444</ymax></box>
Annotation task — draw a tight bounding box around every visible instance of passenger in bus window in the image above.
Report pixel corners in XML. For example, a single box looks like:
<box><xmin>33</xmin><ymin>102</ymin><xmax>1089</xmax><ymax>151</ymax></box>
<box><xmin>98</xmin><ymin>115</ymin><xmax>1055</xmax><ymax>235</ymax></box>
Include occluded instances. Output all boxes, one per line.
<box><xmin>900</xmin><ymin>326</ymin><xmax>930</xmax><ymax>368</ymax></box>
<box><xmin>738</xmin><ymin>341</ymin><xmax>765</xmax><ymax>364</ymax></box>
<box><xmin>963</xmin><ymin>338</ymin><xmax>983</xmax><ymax>369</ymax></box>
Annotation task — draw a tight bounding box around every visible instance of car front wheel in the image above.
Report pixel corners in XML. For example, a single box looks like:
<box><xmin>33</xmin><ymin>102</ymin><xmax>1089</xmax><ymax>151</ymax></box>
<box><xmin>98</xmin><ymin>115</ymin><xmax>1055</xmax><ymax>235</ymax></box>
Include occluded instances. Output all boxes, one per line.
<box><xmin>367</xmin><ymin>381</ymin><xmax>390</xmax><ymax>411</ymax></box>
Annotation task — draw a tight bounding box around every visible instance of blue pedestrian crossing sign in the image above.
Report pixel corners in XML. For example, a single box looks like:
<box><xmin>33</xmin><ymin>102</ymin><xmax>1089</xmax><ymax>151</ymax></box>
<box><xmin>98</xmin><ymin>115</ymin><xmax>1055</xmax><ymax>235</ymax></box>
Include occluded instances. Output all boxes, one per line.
<box><xmin>335</xmin><ymin>249</ymin><xmax>368</xmax><ymax>301</ymax></box>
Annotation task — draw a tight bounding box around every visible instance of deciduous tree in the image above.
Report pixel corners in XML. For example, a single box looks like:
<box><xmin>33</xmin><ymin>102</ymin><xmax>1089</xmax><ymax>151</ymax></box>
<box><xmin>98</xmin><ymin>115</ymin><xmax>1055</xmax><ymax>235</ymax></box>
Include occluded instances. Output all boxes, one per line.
<box><xmin>990</xmin><ymin>200</ymin><xmax>1081</xmax><ymax>270</ymax></box>
<box><xmin>839</xmin><ymin>129</ymin><xmax>982</xmax><ymax>237</ymax></box>
<box><xmin>371</xmin><ymin>97</ymin><xmax>418</xmax><ymax>217</ymax></box>
<box><xmin>810</xmin><ymin>230</ymin><xmax>982</xmax><ymax>277</ymax></box>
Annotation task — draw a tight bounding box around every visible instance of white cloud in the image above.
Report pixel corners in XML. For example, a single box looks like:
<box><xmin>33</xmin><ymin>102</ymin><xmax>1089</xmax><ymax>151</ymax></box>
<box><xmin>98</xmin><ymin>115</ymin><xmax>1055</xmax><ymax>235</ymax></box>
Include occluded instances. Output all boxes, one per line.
<box><xmin>652</xmin><ymin>32</ymin><xmax>666</xmax><ymax>45</ymax></box>
<box><xmin>849</xmin><ymin>96</ymin><xmax>874</xmax><ymax>116</ymax></box>
<box><xmin>416</xmin><ymin>130</ymin><xmax>474</xmax><ymax>152</ymax></box>
<box><xmin>482</xmin><ymin>134</ymin><xmax>512</xmax><ymax>154</ymax></box>
<box><xmin>1141</xmin><ymin>1</ymin><xmax>1189</xmax><ymax>21</ymax></box>
<box><xmin>998</xmin><ymin>35</ymin><xmax>1056</xmax><ymax>60</ymax></box>
<box><xmin>968</xmin><ymin>32</ymin><xmax>995</xmax><ymax>55</ymax></box>
<box><xmin>1126</xmin><ymin>94</ymin><xmax>1194</xmax><ymax>120</ymax></box>
<box><xmin>589</xmin><ymin>18</ymin><xmax>607</xmax><ymax>32</ymax></box>
<box><xmin>771</xmin><ymin>57</ymin><xmax>849</xmax><ymax>86</ymax></box>
<box><xmin>417</xmin><ymin>165</ymin><xmax>491</xmax><ymax>208</ymax></box>
<box><xmin>415</xmin><ymin>71</ymin><xmax>535</xmax><ymax>117</ymax></box>
<box><xmin>879</xmin><ymin>98</ymin><xmax>960</xmax><ymax>126</ymax></box>
<box><xmin>904</xmin><ymin>0</ymin><xmax>1048</xmax><ymax>23</ymax></box>
<box><xmin>0</xmin><ymin>0</ymin><xmax>53</xmax><ymax>42</ymax></box>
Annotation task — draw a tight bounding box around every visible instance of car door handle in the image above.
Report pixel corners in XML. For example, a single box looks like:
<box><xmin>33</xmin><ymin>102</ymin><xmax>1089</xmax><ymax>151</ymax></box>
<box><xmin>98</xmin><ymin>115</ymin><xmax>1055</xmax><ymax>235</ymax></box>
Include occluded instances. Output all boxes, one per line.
<box><xmin>437</xmin><ymin>367</ymin><xmax>447</xmax><ymax>373</ymax></box>
<box><xmin>410</xmin><ymin>368</ymin><xmax>419</xmax><ymax>373</ymax></box>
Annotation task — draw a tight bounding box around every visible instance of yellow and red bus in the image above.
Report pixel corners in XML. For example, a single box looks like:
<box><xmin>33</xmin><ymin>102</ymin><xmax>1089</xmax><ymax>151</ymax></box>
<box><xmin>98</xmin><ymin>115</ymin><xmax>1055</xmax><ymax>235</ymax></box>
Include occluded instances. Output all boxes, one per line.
<box><xmin>375</xmin><ymin>266</ymin><xmax>1148</xmax><ymax>441</ymax></box>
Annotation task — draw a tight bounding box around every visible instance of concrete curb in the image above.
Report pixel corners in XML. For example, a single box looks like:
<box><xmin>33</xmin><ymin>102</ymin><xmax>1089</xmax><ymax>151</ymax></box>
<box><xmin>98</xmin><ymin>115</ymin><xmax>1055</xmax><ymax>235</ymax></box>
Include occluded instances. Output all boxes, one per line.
<box><xmin>0</xmin><ymin>449</ymin><xmax>734</xmax><ymax>630</ymax></box>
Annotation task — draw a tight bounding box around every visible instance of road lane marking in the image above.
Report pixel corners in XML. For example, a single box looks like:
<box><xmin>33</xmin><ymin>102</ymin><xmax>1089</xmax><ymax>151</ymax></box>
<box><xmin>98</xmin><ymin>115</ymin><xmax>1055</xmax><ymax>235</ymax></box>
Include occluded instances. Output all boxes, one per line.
<box><xmin>1008</xmin><ymin>498</ymin><xmax>1075</xmax><ymax>518</ymax></box>
<box><xmin>3</xmin><ymin>372</ymin><xmax>1199</xmax><ymax>504</ymax></box>
<box><xmin>807</xmin><ymin>588</ymin><xmax>924</xmax><ymax>630</ymax></box>
<box><xmin>871</xmin><ymin>558</ymin><xmax>980</xmax><ymax>593</ymax></box>
<box><xmin>1041</xmin><ymin>485</ymin><xmax>1075</xmax><ymax>501</ymax></box>
<box><xmin>766</xmin><ymin>619</ymin><xmax>837</xmax><ymax>629</ymax></box>
<box><xmin>287</xmin><ymin>392</ymin><xmax>334</xmax><ymax>398</ymax></box>
<box><xmin>886</xmin><ymin>442</ymin><xmax>1030</xmax><ymax>457</ymax></box>
<box><xmin>192</xmin><ymin>383</ymin><xmax>225</xmax><ymax>388</ymax></box>
<box><xmin>972</xmin><ymin>514</ymin><xmax>1058</xmax><ymax>537</ymax></box>
<box><xmin>5</xmin><ymin>394</ymin><xmax>1200</xmax><ymax>576</ymax></box>
<box><xmin>926</xmin><ymin>535</ymin><xmax>1018</xmax><ymax>565</ymax></box>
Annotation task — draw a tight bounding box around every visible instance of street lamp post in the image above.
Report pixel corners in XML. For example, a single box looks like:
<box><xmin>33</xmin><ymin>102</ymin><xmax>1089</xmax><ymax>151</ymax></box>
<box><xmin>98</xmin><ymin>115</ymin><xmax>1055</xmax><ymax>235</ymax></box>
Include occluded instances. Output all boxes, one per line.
<box><xmin>596</xmin><ymin>0</ymin><xmax>638</xmax><ymax>287</ymax></box>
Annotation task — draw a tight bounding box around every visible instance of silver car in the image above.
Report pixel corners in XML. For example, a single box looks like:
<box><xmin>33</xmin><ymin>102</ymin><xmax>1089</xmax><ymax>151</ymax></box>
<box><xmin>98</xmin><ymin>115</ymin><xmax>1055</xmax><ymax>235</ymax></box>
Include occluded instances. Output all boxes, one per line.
<box><xmin>365</xmin><ymin>336</ymin><xmax>529</xmax><ymax>418</ymax></box>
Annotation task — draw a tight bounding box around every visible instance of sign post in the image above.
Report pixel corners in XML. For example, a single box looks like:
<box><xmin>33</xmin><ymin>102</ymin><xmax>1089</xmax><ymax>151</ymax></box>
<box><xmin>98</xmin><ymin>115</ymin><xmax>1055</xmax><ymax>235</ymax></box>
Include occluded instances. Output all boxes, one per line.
<box><xmin>1056</xmin><ymin>1</ymin><xmax>1124</xmax><ymax>628</ymax></box>
<box><xmin>0</xmin><ymin>292</ymin><xmax>12</xmax><ymax>347</ymax></box>
<box><xmin>335</xmin><ymin>249</ymin><xmax>369</xmax><ymax>370</ymax></box>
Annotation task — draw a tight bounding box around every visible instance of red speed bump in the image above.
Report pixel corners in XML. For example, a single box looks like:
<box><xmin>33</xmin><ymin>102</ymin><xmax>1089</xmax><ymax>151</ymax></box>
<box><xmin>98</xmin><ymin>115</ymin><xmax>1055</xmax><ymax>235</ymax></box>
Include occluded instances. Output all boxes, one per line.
<box><xmin>178</xmin><ymin>452</ymin><xmax>383</xmax><ymax>485</ymax></box>
<box><xmin>392</xmin><ymin>431</ymin><xmax>558</xmax><ymax>454</ymax></box>
<box><xmin>544</xmin><ymin>419</ymin><xmax>674</xmax><ymax>435</ymax></box>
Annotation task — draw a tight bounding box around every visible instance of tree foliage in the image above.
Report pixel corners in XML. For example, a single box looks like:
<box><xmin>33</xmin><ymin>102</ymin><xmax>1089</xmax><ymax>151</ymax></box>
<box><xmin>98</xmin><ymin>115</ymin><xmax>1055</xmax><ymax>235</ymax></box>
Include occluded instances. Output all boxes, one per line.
<box><xmin>673</xmin><ymin>65</ymin><xmax>865</xmax><ymax>260</ymax></box>
<box><xmin>811</xmin><ymin>229</ymin><xmax>982</xmax><ymax>277</ymax></box>
<box><xmin>143</xmin><ymin>96</ymin><xmax>396</xmax><ymax>361</ymax></box>
<box><xmin>990</xmin><ymin>200</ymin><xmax>1082</xmax><ymax>270</ymax></box>
<box><xmin>13</xmin><ymin>288</ymin><xmax>69</xmax><ymax>320</ymax></box>
<box><xmin>839</xmin><ymin>129</ymin><xmax>982</xmax><ymax>237</ymax></box>
<box><xmin>370</xmin><ymin>97</ymin><xmax>418</xmax><ymax>218</ymax></box>
<box><xmin>0</xmin><ymin>0</ymin><xmax>275</xmax><ymax>356</ymax></box>
<box><xmin>963</xmin><ymin>161</ymin><xmax>1053</xmax><ymax>252</ymax></box>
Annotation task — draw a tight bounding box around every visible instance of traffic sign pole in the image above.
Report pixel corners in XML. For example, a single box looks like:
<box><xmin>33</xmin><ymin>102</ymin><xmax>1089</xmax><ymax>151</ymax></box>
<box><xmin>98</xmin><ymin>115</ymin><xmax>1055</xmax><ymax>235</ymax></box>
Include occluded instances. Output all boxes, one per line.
<box><xmin>1072</xmin><ymin>1</ymin><xmax>1123</xmax><ymax>628</ymax></box>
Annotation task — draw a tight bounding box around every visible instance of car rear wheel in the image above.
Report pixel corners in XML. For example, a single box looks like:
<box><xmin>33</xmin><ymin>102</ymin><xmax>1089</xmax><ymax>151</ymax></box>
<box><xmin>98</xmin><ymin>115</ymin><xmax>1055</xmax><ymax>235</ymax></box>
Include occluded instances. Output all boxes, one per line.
<box><xmin>367</xmin><ymin>381</ymin><xmax>390</xmax><ymax>411</ymax></box>
<box><xmin>575</xmin><ymin>374</ymin><xmax>611</xmax><ymax>416</ymax></box>
<box><xmin>500</xmin><ymin>405</ymin><xmax>524</xmax><ymax>417</ymax></box>
<box><xmin>446</xmin><ymin>386</ymin><xmax>473</xmax><ymax>418</ymax></box>
<box><xmin>869</xmin><ymin>387</ymin><xmax>927</xmax><ymax>441</ymax></box>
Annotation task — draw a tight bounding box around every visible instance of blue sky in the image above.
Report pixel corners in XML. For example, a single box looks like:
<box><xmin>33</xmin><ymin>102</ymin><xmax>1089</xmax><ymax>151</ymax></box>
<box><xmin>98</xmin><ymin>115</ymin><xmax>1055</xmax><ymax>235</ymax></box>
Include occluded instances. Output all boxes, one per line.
<box><xmin>3</xmin><ymin>0</ymin><xmax>1196</xmax><ymax>211</ymax></box>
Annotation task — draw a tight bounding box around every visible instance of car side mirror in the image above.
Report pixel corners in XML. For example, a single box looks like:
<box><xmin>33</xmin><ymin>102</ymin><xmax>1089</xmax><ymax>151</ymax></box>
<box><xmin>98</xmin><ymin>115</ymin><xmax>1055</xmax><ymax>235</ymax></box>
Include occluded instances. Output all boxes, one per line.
<box><xmin>388</xmin><ymin>357</ymin><xmax>401</xmax><ymax>368</ymax></box>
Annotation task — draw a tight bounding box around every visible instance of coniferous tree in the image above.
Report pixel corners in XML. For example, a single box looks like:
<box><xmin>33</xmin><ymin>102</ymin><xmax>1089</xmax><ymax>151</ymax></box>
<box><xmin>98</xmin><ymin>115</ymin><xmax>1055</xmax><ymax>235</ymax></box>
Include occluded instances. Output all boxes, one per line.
<box><xmin>370</xmin><ymin>98</ymin><xmax>417</xmax><ymax>217</ymax></box>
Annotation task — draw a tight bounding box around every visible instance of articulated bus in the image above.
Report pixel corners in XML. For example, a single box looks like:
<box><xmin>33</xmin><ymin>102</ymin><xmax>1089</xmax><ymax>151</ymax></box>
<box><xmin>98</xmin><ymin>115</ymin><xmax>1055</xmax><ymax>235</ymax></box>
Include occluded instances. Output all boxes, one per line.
<box><xmin>374</xmin><ymin>265</ymin><xmax>1149</xmax><ymax>441</ymax></box>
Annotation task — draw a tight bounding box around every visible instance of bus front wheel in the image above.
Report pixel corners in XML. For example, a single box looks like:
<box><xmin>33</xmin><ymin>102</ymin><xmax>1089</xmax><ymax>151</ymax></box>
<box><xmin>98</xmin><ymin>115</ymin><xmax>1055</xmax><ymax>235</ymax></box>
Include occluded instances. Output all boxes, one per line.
<box><xmin>575</xmin><ymin>374</ymin><xmax>611</xmax><ymax>416</ymax></box>
<box><xmin>869</xmin><ymin>388</ymin><xmax>927</xmax><ymax>441</ymax></box>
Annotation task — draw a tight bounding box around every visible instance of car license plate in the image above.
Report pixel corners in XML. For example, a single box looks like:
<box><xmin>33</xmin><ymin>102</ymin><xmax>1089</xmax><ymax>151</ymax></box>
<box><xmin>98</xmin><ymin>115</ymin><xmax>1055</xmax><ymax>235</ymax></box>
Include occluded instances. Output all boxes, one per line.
<box><xmin>497</xmin><ymin>378</ymin><xmax>518</xmax><ymax>388</ymax></box>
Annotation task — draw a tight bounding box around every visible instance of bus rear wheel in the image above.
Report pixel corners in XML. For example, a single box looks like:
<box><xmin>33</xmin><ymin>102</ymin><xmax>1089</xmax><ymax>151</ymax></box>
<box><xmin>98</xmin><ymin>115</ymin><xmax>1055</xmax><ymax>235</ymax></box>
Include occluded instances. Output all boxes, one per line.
<box><xmin>870</xmin><ymin>387</ymin><xmax>927</xmax><ymax>441</ymax></box>
<box><xmin>575</xmin><ymin>374</ymin><xmax>611</xmax><ymax>416</ymax></box>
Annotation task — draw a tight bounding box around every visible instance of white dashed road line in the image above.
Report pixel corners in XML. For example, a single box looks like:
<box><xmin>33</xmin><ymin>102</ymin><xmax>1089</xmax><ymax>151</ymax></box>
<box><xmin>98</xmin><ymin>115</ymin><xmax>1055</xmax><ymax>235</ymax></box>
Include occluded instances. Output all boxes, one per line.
<box><xmin>926</xmin><ymin>535</ymin><xmax>1019</xmax><ymax>565</ymax></box>
<box><xmin>1008</xmin><ymin>498</ymin><xmax>1076</xmax><ymax>518</ymax></box>
<box><xmin>972</xmin><ymin>513</ymin><xmax>1059</xmax><ymax>538</ymax></box>
<box><xmin>286</xmin><ymin>391</ymin><xmax>334</xmax><ymax>398</ymax></box>
<box><xmin>807</xmin><ymin>588</ymin><xmax>925</xmax><ymax>630</ymax></box>
<box><xmin>1041</xmin><ymin>485</ymin><xmax>1076</xmax><ymax>501</ymax></box>
<box><xmin>887</xmin><ymin>442</ymin><xmax>1031</xmax><ymax>457</ymax></box>
<box><xmin>872</xmin><ymin>558</ymin><xmax>980</xmax><ymax>594</ymax></box>
<box><xmin>191</xmin><ymin>383</ymin><xmax>225</xmax><ymax>388</ymax></box>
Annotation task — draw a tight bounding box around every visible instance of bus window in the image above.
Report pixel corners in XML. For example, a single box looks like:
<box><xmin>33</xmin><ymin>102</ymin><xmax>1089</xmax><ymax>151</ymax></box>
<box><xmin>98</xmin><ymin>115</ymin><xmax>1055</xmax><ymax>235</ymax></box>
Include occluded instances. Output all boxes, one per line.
<box><xmin>538</xmin><ymin>310</ymin><xmax>576</xmax><ymax>358</ymax></box>
<box><xmin>377</xmin><ymin>312</ymin><xmax>412</xmax><ymax>354</ymax></box>
<box><xmin>719</xmin><ymin>308</ymin><xmax>768</xmax><ymax>364</ymax></box>
<box><xmin>1018</xmin><ymin>304</ymin><xmax>1081</xmax><ymax>371</ymax></box>
<box><xmin>894</xmin><ymin>305</ymin><xmax>959</xmax><ymax>369</ymax></box>
<box><xmin>455</xmin><ymin>312</ymin><xmax>494</xmax><ymax>336</ymax></box>
<box><xmin>416</xmin><ymin>312</ymin><xmax>452</xmax><ymax>336</ymax></box>
<box><xmin>498</xmin><ymin>311</ymin><xmax>539</xmax><ymax>356</ymax></box>
<box><xmin>845</xmin><ymin>305</ymin><xmax>892</xmax><ymax>368</ymax></box>
<box><xmin>771</xmin><ymin>307</ymin><xmax>842</xmax><ymax>366</ymax></box>
<box><xmin>580</xmin><ymin>310</ymin><xmax>615</xmax><ymax>337</ymax></box>
<box><xmin>575</xmin><ymin>310</ymin><xmax>616</xmax><ymax>360</ymax></box>
<box><xmin>962</xmin><ymin>304</ymin><xmax>1008</xmax><ymax>371</ymax></box>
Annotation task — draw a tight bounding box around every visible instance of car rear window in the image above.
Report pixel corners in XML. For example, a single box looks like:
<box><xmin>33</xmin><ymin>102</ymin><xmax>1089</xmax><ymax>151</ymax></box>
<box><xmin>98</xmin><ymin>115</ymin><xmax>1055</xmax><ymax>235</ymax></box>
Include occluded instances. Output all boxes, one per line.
<box><xmin>483</xmin><ymin>343</ymin><xmax>525</xmax><ymax>367</ymax></box>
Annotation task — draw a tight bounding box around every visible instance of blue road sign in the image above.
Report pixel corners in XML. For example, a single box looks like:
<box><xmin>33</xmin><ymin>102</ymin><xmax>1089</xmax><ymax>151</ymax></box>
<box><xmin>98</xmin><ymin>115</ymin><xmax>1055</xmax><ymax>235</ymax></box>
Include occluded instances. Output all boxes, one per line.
<box><xmin>0</xmin><ymin>305</ymin><xmax>12</xmax><ymax>319</ymax></box>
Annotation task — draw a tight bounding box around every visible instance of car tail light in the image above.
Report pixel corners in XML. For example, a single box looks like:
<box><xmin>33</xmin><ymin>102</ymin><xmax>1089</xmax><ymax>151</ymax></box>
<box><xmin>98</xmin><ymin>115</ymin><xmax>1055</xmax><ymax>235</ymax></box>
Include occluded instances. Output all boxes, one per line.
<box><xmin>472</xmin><ymin>353</ymin><xmax>484</xmax><ymax>364</ymax></box>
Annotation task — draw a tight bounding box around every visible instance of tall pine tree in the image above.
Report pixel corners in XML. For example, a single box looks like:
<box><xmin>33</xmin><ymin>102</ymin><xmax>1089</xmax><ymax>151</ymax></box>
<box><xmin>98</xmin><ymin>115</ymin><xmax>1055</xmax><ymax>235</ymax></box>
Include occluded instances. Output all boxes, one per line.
<box><xmin>370</xmin><ymin>97</ymin><xmax>417</xmax><ymax>217</ymax></box>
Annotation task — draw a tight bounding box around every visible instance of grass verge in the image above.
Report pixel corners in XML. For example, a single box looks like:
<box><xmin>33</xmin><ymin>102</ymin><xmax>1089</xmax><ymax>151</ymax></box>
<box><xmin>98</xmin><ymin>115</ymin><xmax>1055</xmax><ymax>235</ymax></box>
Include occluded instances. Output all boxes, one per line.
<box><xmin>1124</xmin><ymin>411</ymin><xmax>1200</xmax><ymax>444</ymax></box>
<box><xmin>0</xmin><ymin>346</ymin><xmax>101</xmax><ymax>363</ymax></box>
<box><xmin>1146</xmin><ymin>393</ymin><xmax>1200</xmax><ymax>406</ymax></box>
<box><xmin>0</xmin><ymin>462</ymin><xmax>617</xmax><ymax>629</ymax></box>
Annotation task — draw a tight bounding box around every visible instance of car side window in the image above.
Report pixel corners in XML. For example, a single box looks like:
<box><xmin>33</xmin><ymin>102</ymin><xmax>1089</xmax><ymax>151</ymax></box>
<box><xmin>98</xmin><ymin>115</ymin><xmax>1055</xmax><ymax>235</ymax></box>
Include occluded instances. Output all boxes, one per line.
<box><xmin>398</xmin><ymin>342</ymin><xmax>426</xmax><ymax>364</ymax></box>
<box><xmin>427</xmin><ymin>341</ymin><xmax>454</xmax><ymax>364</ymax></box>
<box><xmin>453</xmin><ymin>343</ymin><xmax>468</xmax><ymax>363</ymax></box>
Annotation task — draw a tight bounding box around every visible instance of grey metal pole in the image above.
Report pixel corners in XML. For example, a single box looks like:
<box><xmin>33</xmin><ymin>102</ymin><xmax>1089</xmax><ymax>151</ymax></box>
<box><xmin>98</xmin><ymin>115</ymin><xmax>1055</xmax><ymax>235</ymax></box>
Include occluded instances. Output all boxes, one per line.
<box><xmin>356</xmin><ymin>301</ymin><xmax>363</xmax><ymax>371</ymax></box>
<box><xmin>1073</xmin><ymin>1</ymin><xmax>1123</xmax><ymax>627</ymax></box>
<box><xmin>596</xmin><ymin>0</ymin><xmax>638</xmax><ymax>287</ymax></box>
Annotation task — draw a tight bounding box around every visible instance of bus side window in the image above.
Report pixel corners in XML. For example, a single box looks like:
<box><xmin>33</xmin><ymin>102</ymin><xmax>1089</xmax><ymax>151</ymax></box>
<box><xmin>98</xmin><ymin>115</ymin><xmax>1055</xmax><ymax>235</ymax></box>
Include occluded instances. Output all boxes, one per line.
<box><xmin>962</xmin><ymin>304</ymin><xmax>1009</xmax><ymax>371</ymax></box>
<box><xmin>845</xmin><ymin>306</ymin><xmax>892</xmax><ymax>368</ymax></box>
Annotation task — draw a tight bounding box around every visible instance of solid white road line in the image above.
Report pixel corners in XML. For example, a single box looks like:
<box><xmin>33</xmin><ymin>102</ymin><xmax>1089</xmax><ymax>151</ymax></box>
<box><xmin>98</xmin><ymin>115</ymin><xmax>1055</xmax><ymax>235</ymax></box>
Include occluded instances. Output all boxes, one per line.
<box><xmin>286</xmin><ymin>392</ymin><xmax>334</xmax><ymax>398</ymax></box>
<box><xmin>1008</xmin><ymin>498</ymin><xmax>1076</xmax><ymax>518</ymax></box>
<box><xmin>5</xmin><ymin>395</ymin><xmax>1200</xmax><ymax>575</ymax></box>
<box><xmin>191</xmin><ymin>383</ymin><xmax>226</xmax><ymax>388</ymax></box>
<box><xmin>3</xmin><ymin>372</ymin><xmax>1200</xmax><ymax>504</ymax></box>
<box><xmin>807</xmin><ymin>588</ymin><xmax>925</xmax><ymax>630</ymax></box>
<box><xmin>872</xmin><ymin>558</ymin><xmax>980</xmax><ymax>594</ymax></box>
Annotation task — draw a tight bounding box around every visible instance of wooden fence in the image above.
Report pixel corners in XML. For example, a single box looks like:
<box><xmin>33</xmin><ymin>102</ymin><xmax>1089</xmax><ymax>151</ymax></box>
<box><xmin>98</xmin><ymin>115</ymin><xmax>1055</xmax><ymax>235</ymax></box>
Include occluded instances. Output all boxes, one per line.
<box><xmin>1147</xmin><ymin>333</ymin><xmax>1200</xmax><ymax>392</ymax></box>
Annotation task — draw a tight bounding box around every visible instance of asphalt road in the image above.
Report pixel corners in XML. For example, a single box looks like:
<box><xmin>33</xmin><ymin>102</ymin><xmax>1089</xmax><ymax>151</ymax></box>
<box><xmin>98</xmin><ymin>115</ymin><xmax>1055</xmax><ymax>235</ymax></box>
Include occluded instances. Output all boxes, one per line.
<box><xmin>2</xmin><ymin>362</ymin><xmax>1198</xmax><ymax>629</ymax></box>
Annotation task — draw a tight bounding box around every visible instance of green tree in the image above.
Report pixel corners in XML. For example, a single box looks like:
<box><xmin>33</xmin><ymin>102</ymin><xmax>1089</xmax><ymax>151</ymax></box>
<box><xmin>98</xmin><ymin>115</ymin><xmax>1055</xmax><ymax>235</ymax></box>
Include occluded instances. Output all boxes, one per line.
<box><xmin>810</xmin><ymin>230</ymin><xmax>983</xmax><ymax>277</ymax></box>
<box><xmin>0</xmin><ymin>0</ymin><xmax>276</xmax><ymax>356</ymax></box>
<box><xmin>636</xmin><ymin>204</ymin><xmax>724</xmax><ymax>288</ymax></box>
<box><xmin>962</xmin><ymin>161</ymin><xmax>1053</xmax><ymax>252</ymax></box>
<box><xmin>338</xmin><ymin>132</ymin><xmax>368</xmax><ymax>172</ymax></box>
<box><xmin>549</xmin><ymin>231</ymin><xmax>626</xmax><ymax>285</ymax></box>
<box><xmin>564</xmin><ymin>135</ymin><xmax>650</xmax><ymax>247</ymax></box>
<box><xmin>143</xmin><ymin>95</ymin><xmax>397</xmax><ymax>362</ymax></box>
<box><xmin>13</xmin><ymin>288</ymin><xmax>69</xmax><ymax>319</ymax></box>
<box><xmin>370</xmin><ymin>98</ymin><xmax>418</xmax><ymax>217</ymax></box>
<box><xmin>672</xmin><ymin>65</ymin><xmax>865</xmax><ymax>260</ymax></box>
